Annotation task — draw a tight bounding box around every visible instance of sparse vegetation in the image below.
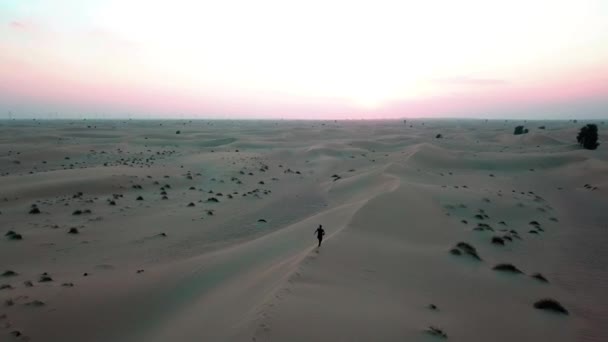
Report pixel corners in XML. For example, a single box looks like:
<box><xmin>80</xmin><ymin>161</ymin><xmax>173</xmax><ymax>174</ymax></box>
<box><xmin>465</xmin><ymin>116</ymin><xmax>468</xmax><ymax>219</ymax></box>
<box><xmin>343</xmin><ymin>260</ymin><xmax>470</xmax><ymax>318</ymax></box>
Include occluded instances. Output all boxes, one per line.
<box><xmin>531</xmin><ymin>273</ymin><xmax>549</xmax><ymax>283</ymax></box>
<box><xmin>5</xmin><ymin>231</ymin><xmax>23</xmax><ymax>240</ymax></box>
<box><xmin>2</xmin><ymin>270</ymin><xmax>18</xmax><ymax>277</ymax></box>
<box><xmin>514</xmin><ymin>126</ymin><xmax>529</xmax><ymax>135</ymax></box>
<box><xmin>491</xmin><ymin>236</ymin><xmax>505</xmax><ymax>245</ymax></box>
<box><xmin>426</xmin><ymin>326</ymin><xmax>447</xmax><ymax>339</ymax></box>
<box><xmin>492</xmin><ymin>263</ymin><xmax>523</xmax><ymax>273</ymax></box>
<box><xmin>451</xmin><ymin>242</ymin><xmax>482</xmax><ymax>261</ymax></box>
<box><xmin>30</xmin><ymin>204</ymin><xmax>40</xmax><ymax>215</ymax></box>
<box><xmin>38</xmin><ymin>273</ymin><xmax>53</xmax><ymax>282</ymax></box>
<box><xmin>577</xmin><ymin>124</ymin><xmax>599</xmax><ymax>150</ymax></box>
<box><xmin>533</xmin><ymin>299</ymin><xmax>568</xmax><ymax>314</ymax></box>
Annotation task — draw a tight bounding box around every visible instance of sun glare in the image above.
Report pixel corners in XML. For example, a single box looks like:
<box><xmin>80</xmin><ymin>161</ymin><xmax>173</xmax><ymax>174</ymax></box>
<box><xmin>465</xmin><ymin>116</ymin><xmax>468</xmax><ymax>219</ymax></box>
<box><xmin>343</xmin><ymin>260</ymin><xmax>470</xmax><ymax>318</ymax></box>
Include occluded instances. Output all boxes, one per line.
<box><xmin>95</xmin><ymin>0</ymin><xmax>560</xmax><ymax>108</ymax></box>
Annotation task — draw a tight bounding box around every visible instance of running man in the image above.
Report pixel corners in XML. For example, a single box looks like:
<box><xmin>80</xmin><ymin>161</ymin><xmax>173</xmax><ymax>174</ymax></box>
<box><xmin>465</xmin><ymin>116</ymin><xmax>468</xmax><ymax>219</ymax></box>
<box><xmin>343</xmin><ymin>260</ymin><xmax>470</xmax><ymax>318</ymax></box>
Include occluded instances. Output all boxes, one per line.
<box><xmin>314</xmin><ymin>224</ymin><xmax>325</xmax><ymax>247</ymax></box>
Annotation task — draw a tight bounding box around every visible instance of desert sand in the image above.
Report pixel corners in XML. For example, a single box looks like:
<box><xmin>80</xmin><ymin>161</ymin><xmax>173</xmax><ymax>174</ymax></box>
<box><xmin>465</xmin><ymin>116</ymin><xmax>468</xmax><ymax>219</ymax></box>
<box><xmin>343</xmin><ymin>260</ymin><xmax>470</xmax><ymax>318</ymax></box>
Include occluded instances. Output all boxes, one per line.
<box><xmin>1</xmin><ymin>119</ymin><xmax>606</xmax><ymax>342</ymax></box>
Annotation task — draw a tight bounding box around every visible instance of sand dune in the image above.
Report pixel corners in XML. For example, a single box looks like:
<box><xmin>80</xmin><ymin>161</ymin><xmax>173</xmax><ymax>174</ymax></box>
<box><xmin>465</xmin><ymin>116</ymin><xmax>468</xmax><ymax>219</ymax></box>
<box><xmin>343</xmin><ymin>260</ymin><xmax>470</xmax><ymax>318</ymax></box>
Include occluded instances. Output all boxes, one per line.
<box><xmin>1</xmin><ymin>119</ymin><xmax>606</xmax><ymax>341</ymax></box>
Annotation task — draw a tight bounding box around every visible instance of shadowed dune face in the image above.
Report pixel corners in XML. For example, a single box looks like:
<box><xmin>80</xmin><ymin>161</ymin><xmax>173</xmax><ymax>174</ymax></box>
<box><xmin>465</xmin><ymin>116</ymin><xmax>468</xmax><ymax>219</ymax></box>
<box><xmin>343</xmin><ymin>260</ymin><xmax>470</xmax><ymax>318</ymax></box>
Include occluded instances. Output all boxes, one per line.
<box><xmin>0</xmin><ymin>119</ymin><xmax>606</xmax><ymax>342</ymax></box>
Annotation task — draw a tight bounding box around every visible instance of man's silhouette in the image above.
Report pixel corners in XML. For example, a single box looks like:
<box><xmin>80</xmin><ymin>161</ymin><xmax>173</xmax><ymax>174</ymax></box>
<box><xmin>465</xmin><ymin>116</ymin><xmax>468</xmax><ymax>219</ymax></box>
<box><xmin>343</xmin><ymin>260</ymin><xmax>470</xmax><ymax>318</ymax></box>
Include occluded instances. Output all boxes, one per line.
<box><xmin>314</xmin><ymin>225</ymin><xmax>325</xmax><ymax>247</ymax></box>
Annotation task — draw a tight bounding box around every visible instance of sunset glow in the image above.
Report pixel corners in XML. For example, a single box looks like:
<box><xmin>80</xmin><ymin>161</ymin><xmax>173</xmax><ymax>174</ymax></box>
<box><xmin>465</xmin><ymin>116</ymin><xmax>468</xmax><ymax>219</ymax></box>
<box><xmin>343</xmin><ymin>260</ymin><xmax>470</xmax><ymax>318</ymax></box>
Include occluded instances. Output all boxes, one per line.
<box><xmin>1</xmin><ymin>0</ymin><xmax>607</xmax><ymax>118</ymax></box>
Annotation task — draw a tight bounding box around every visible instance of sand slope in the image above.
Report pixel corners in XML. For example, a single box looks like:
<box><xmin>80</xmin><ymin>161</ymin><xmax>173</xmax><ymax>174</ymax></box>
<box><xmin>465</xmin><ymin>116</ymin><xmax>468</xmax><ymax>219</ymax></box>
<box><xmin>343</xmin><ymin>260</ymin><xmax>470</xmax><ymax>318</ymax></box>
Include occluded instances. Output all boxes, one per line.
<box><xmin>0</xmin><ymin>119</ymin><xmax>606</xmax><ymax>341</ymax></box>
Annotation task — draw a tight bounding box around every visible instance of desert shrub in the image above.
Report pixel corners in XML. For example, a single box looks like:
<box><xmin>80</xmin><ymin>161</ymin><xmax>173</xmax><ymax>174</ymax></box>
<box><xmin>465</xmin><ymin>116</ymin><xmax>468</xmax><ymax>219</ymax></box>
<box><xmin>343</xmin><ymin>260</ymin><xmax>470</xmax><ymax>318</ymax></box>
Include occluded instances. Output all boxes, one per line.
<box><xmin>514</xmin><ymin>126</ymin><xmax>529</xmax><ymax>135</ymax></box>
<box><xmin>426</xmin><ymin>326</ymin><xmax>447</xmax><ymax>338</ymax></box>
<box><xmin>2</xmin><ymin>270</ymin><xmax>17</xmax><ymax>277</ymax></box>
<box><xmin>531</xmin><ymin>273</ymin><xmax>549</xmax><ymax>283</ymax></box>
<box><xmin>533</xmin><ymin>299</ymin><xmax>568</xmax><ymax>314</ymax></box>
<box><xmin>451</xmin><ymin>242</ymin><xmax>482</xmax><ymax>260</ymax></box>
<box><xmin>5</xmin><ymin>231</ymin><xmax>22</xmax><ymax>240</ymax></box>
<box><xmin>491</xmin><ymin>236</ymin><xmax>505</xmax><ymax>245</ymax></box>
<box><xmin>39</xmin><ymin>273</ymin><xmax>53</xmax><ymax>282</ymax></box>
<box><xmin>576</xmin><ymin>124</ymin><xmax>599</xmax><ymax>150</ymax></box>
<box><xmin>492</xmin><ymin>263</ymin><xmax>522</xmax><ymax>273</ymax></box>
<box><xmin>449</xmin><ymin>247</ymin><xmax>462</xmax><ymax>255</ymax></box>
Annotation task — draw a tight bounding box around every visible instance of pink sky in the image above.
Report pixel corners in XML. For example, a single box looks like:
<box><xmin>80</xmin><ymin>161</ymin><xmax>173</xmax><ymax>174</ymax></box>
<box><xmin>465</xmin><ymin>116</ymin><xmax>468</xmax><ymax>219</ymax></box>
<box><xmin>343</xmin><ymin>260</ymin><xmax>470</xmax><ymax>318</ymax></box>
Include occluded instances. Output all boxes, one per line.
<box><xmin>1</xmin><ymin>0</ymin><xmax>608</xmax><ymax>119</ymax></box>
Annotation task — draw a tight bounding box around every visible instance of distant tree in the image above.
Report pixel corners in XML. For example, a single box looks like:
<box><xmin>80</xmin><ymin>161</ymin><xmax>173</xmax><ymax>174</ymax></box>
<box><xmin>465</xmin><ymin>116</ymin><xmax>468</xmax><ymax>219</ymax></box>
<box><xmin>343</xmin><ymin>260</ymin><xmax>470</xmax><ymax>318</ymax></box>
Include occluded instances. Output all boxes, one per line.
<box><xmin>538</xmin><ymin>126</ymin><xmax>546</xmax><ymax>130</ymax></box>
<box><xmin>514</xmin><ymin>126</ymin><xmax>528</xmax><ymax>135</ymax></box>
<box><xmin>577</xmin><ymin>124</ymin><xmax>599</xmax><ymax>150</ymax></box>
